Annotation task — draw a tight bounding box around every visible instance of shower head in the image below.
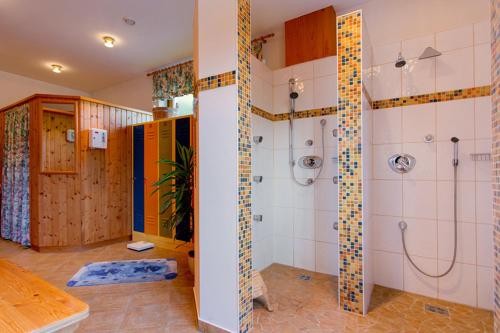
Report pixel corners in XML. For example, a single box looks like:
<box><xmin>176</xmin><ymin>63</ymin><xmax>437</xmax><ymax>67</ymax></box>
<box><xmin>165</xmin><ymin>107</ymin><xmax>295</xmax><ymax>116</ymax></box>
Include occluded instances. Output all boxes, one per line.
<box><xmin>289</xmin><ymin>78</ymin><xmax>299</xmax><ymax>99</ymax></box>
<box><xmin>418</xmin><ymin>47</ymin><xmax>442</xmax><ymax>60</ymax></box>
<box><xmin>451</xmin><ymin>137</ymin><xmax>459</xmax><ymax>166</ymax></box>
<box><xmin>320</xmin><ymin>119</ymin><xmax>327</xmax><ymax>126</ymax></box>
<box><xmin>395</xmin><ymin>52</ymin><xmax>406</xmax><ymax>68</ymax></box>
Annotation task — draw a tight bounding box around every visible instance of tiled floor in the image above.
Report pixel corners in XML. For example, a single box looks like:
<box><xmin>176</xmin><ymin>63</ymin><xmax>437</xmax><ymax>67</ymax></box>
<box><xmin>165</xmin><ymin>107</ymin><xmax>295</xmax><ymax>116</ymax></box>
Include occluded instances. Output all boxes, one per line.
<box><xmin>0</xmin><ymin>240</ymin><xmax>198</xmax><ymax>333</ymax></box>
<box><xmin>0</xmin><ymin>240</ymin><xmax>493</xmax><ymax>332</ymax></box>
<box><xmin>254</xmin><ymin>264</ymin><xmax>493</xmax><ymax>333</ymax></box>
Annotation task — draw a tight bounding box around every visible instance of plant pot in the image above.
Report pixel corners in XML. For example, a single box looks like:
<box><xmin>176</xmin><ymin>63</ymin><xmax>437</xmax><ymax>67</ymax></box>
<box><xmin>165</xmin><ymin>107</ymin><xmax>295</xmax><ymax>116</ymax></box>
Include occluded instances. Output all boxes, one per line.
<box><xmin>188</xmin><ymin>250</ymin><xmax>195</xmax><ymax>275</ymax></box>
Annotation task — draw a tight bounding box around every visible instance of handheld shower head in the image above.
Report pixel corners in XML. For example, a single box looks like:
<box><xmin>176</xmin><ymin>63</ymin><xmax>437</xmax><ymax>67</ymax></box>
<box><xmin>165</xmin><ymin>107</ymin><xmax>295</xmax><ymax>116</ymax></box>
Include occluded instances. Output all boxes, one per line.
<box><xmin>289</xmin><ymin>78</ymin><xmax>299</xmax><ymax>99</ymax></box>
<box><xmin>451</xmin><ymin>137</ymin><xmax>459</xmax><ymax>166</ymax></box>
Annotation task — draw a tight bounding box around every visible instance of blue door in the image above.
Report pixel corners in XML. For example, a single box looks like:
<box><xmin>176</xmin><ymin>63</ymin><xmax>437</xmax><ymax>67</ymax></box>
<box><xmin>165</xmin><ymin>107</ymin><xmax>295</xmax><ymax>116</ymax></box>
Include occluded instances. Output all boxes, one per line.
<box><xmin>133</xmin><ymin>125</ymin><xmax>145</xmax><ymax>233</ymax></box>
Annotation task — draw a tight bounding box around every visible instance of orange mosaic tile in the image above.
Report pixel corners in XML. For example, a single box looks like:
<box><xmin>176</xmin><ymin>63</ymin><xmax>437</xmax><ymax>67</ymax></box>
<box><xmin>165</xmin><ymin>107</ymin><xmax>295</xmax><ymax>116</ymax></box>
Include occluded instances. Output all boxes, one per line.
<box><xmin>197</xmin><ymin>71</ymin><xmax>236</xmax><ymax>92</ymax></box>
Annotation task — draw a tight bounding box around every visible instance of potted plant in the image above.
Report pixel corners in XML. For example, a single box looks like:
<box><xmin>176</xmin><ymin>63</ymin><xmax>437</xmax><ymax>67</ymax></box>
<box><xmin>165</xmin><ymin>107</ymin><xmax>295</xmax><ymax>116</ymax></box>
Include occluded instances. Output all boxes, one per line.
<box><xmin>154</xmin><ymin>141</ymin><xmax>195</xmax><ymax>274</ymax></box>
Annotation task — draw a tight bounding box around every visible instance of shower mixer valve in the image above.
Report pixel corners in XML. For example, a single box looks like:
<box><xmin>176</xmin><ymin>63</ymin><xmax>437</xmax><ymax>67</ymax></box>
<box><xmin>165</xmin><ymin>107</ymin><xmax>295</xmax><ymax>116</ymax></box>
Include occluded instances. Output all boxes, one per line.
<box><xmin>388</xmin><ymin>154</ymin><xmax>416</xmax><ymax>174</ymax></box>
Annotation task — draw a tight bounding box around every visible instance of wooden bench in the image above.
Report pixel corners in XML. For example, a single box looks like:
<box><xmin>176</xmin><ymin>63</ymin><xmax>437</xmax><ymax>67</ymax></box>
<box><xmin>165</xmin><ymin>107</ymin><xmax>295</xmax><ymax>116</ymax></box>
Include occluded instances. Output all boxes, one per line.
<box><xmin>0</xmin><ymin>259</ymin><xmax>89</xmax><ymax>332</ymax></box>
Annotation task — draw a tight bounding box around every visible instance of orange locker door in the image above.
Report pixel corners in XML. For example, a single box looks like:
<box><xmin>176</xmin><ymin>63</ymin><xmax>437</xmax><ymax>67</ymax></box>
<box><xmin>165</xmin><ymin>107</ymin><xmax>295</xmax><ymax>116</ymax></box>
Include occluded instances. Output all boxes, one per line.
<box><xmin>144</xmin><ymin>122</ymin><xmax>159</xmax><ymax>235</ymax></box>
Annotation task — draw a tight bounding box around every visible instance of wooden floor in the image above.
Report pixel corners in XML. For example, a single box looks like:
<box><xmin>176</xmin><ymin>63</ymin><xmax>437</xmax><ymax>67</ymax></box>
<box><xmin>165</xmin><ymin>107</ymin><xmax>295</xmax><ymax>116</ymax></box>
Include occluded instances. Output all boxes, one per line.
<box><xmin>0</xmin><ymin>240</ymin><xmax>197</xmax><ymax>333</ymax></box>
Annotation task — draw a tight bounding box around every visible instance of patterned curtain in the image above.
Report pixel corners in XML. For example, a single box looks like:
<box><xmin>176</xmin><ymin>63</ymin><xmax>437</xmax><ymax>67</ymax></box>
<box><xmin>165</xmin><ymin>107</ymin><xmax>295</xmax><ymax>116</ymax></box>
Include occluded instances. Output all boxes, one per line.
<box><xmin>152</xmin><ymin>61</ymin><xmax>194</xmax><ymax>103</ymax></box>
<box><xmin>1</xmin><ymin>104</ymin><xmax>30</xmax><ymax>247</ymax></box>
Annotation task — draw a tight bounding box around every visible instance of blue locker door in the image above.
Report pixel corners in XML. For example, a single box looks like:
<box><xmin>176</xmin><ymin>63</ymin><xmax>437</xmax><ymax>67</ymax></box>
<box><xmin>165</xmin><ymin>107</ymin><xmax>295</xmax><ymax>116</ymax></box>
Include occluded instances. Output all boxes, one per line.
<box><xmin>133</xmin><ymin>125</ymin><xmax>145</xmax><ymax>233</ymax></box>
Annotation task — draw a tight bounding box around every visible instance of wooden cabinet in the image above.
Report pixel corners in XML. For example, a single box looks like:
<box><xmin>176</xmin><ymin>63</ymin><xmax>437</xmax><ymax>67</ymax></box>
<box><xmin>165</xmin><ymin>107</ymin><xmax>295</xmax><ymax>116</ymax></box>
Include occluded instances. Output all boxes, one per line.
<box><xmin>285</xmin><ymin>6</ymin><xmax>337</xmax><ymax>67</ymax></box>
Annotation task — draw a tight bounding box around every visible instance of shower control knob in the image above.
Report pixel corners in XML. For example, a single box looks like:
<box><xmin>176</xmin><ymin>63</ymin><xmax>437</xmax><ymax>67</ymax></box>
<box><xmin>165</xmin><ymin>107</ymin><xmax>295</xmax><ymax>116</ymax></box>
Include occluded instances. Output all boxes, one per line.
<box><xmin>333</xmin><ymin>222</ymin><xmax>339</xmax><ymax>230</ymax></box>
<box><xmin>305</xmin><ymin>139</ymin><xmax>313</xmax><ymax>146</ymax></box>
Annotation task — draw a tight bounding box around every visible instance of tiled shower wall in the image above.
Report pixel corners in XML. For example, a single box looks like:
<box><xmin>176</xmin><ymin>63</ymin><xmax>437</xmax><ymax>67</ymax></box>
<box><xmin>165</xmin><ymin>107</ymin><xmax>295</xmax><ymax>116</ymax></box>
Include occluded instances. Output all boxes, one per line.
<box><xmin>371</xmin><ymin>21</ymin><xmax>493</xmax><ymax>309</ymax></box>
<box><xmin>251</xmin><ymin>56</ymin><xmax>339</xmax><ymax>274</ymax></box>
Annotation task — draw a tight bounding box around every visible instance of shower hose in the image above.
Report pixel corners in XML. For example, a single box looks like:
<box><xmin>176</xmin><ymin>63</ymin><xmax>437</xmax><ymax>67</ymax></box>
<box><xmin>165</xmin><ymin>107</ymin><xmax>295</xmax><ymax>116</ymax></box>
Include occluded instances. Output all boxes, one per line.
<box><xmin>399</xmin><ymin>164</ymin><xmax>458</xmax><ymax>278</ymax></box>
<box><xmin>288</xmin><ymin>97</ymin><xmax>326</xmax><ymax>187</ymax></box>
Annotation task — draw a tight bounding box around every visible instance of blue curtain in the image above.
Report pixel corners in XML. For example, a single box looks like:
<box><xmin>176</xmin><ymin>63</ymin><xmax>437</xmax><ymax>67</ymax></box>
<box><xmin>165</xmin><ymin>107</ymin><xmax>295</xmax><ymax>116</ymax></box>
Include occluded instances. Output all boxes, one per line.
<box><xmin>1</xmin><ymin>104</ymin><xmax>30</xmax><ymax>247</ymax></box>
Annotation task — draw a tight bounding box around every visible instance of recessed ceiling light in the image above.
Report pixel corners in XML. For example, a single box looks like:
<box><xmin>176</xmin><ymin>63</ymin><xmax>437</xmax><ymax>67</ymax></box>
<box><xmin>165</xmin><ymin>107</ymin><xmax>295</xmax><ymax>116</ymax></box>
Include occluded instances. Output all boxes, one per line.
<box><xmin>103</xmin><ymin>36</ymin><xmax>115</xmax><ymax>48</ymax></box>
<box><xmin>123</xmin><ymin>17</ymin><xmax>136</xmax><ymax>26</ymax></box>
<box><xmin>51</xmin><ymin>64</ymin><xmax>62</xmax><ymax>73</ymax></box>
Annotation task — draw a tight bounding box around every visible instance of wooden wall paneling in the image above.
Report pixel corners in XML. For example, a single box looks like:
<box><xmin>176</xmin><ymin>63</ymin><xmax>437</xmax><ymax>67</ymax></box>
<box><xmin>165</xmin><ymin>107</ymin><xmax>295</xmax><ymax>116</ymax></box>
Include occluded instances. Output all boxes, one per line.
<box><xmin>144</xmin><ymin>122</ymin><xmax>159</xmax><ymax>235</ymax></box>
<box><xmin>41</xmin><ymin>112</ymin><xmax>75</xmax><ymax>172</ymax></box>
<box><xmin>108</xmin><ymin>107</ymin><xmax>120</xmax><ymax>239</ymax></box>
<box><xmin>285</xmin><ymin>6</ymin><xmax>337</xmax><ymax>66</ymax></box>
<box><xmin>125</xmin><ymin>111</ymin><xmax>133</xmax><ymax>235</ymax></box>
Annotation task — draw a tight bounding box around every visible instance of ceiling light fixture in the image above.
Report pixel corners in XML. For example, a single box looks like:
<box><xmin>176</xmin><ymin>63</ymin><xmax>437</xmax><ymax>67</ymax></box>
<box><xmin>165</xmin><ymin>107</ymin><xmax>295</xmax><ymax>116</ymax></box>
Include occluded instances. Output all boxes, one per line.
<box><xmin>51</xmin><ymin>64</ymin><xmax>62</xmax><ymax>73</ymax></box>
<box><xmin>103</xmin><ymin>36</ymin><xmax>115</xmax><ymax>48</ymax></box>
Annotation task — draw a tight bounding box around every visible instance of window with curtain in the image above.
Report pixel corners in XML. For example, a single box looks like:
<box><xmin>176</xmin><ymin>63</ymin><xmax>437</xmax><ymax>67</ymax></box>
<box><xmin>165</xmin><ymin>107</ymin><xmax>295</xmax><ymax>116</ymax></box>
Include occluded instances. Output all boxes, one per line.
<box><xmin>152</xmin><ymin>60</ymin><xmax>194</xmax><ymax>115</ymax></box>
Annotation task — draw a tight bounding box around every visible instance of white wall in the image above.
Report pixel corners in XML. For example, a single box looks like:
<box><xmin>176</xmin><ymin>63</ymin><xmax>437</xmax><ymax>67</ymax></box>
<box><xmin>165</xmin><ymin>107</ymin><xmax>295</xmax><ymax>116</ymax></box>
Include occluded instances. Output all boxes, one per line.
<box><xmin>91</xmin><ymin>75</ymin><xmax>152</xmax><ymax>111</ymax></box>
<box><xmin>371</xmin><ymin>22</ymin><xmax>493</xmax><ymax>310</ymax></box>
<box><xmin>251</xmin><ymin>55</ymin><xmax>339</xmax><ymax>275</ymax></box>
<box><xmin>0</xmin><ymin>70</ymin><xmax>89</xmax><ymax>108</ymax></box>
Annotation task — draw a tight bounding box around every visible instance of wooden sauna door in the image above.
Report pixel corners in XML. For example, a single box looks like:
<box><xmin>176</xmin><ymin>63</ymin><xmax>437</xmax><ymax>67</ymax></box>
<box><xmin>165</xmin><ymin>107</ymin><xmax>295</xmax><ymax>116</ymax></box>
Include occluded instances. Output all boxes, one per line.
<box><xmin>144</xmin><ymin>122</ymin><xmax>159</xmax><ymax>235</ymax></box>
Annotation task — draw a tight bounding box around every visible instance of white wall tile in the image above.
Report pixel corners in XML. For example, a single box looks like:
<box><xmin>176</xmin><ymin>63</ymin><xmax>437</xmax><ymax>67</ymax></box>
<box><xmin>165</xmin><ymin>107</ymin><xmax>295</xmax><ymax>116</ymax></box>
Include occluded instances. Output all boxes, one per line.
<box><xmin>475</xmin><ymin>139</ymin><xmax>492</xmax><ymax>181</ymax></box>
<box><xmin>313</xmin><ymin>56</ymin><xmax>337</xmax><ymax>77</ymax></box>
<box><xmin>274</xmin><ymin>121</ymin><xmax>289</xmax><ymax>149</ymax></box>
<box><xmin>476</xmin><ymin>223</ymin><xmax>493</xmax><ymax>267</ymax></box>
<box><xmin>314</xmin><ymin>179</ymin><xmax>337</xmax><ymax>211</ymax></box>
<box><xmin>402</xmin><ymin>58</ymin><xmax>436</xmax><ymax>96</ymax></box>
<box><xmin>436</xmin><ymin>139</ymin><xmax>475</xmax><ymax>181</ymax></box>
<box><xmin>437</xmin><ymin>181</ymin><xmax>476</xmax><ymax>223</ymax></box>
<box><xmin>474</xmin><ymin>43</ymin><xmax>492</xmax><ymax>87</ymax></box>
<box><xmin>373</xmin><ymin>144</ymin><xmax>403</xmax><ymax>180</ymax></box>
<box><xmin>273</xmin><ymin>207</ymin><xmax>294</xmax><ymax>237</ymax></box>
<box><xmin>373</xmin><ymin>251</ymin><xmax>404</xmax><ymax>289</ymax></box>
<box><xmin>373</xmin><ymin>107</ymin><xmax>402</xmax><ymax>144</ymax></box>
<box><xmin>251</xmin><ymin>55</ymin><xmax>273</xmax><ymax>84</ymax></box>
<box><xmin>315</xmin><ymin>146</ymin><xmax>338</xmax><ymax>180</ymax></box>
<box><xmin>293</xmin><ymin>180</ymin><xmax>315</xmax><ymax>209</ymax></box>
<box><xmin>293</xmin><ymin>238</ymin><xmax>315</xmax><ymax>271</ymax></box>
<box><xmin>273</xmin><ymin>178</ymin><xmax>293</xmax><ymax>207</ymax></box>
<box><xmin>273</xmin><ymin>148</ymin><xmax>288</xmax><ymax>179</ymax></box>
<box><xmin>314</xmin><ymin>115</ymin><xmax>337</xmax><ymax>148</ymax></box>
<box><xmin>403</xmin><ymin>218</ymin><xmax>438</xmax><ymax>258</ymax></box>
<box><xmin>438</xmin><ymin>262</ymin><xmax>476</xmax><ymax>307</ymax></box>
<box><xmin>316</xmin><ymin>242</ymin><xmax>338</xmax><ymax>275</ymax></box>
<box><xmin>403</xmin><ymin>181</ymin><xmax>436</xmax><ymax>219</ymax></box>
<box><xmin>436</xmin><ymin>99</ymin><xmax>475</xmax><ymax>141</ymax></box>
<box><xmin>436</xmin><ymin>25</ymin><xmax>473</xmax><ymax>52</ymax></box>
<box><xmin>295</xmin><ymin>79</ymin><xmax>314</xmax><ymax>111</ymax></box>
<box><xmin>436</xmin><ymin>47</ymin><xmax>474</xmax><ymax>91</ymax></box>
<box><xmin>373</xmin><ymin>63</ymin><xmax>402</xmax><ymax>100</ymax></box>
<box><xmin>272</xmin><ymin>83</ymin><xmax>289</xmax><ymax>114</ymax></box>
<box><xmin>292</xmin><ymin>62</ymin><xmax>314</xmax><ymax>81</ymax></box>
<box><xmin>273</xmin><ymin>67</ymin><xmax>292</xmax><ymax>85</ymax></box>
<box><xmin>438</xmin><ymin>221</ymin><xmax>476</xmax><ymax>265</ymax></box>
<box><xmin>274</xmin><ymin>235</ymin><xmax>293</xmax><ymax>266</ymax></box>
<box><xmin>477</xmin><ymin>266</ymin><xmax>494</xmax><ymax>310</ymax></box>
<box><xmin>294</xmin><ymin>208</ymin><xmax>315</xmax><ymax>240</ymax></box>
<box><xmin>401</xmin><ymin>103</ymin><xmax>436</xmax><ymax>143</ymax></box>
<box><xmin>313</xmin><ymin>75</ymin><xmax>337</xmax><ymax>108</ymax></box>
<box><xmin>402</xmin><ymin>142</ymin><xmax>436</xmax><ymax>181</ymax></box>
<box><xmin>402</xmin><ymin>34</ymin><xmax>435</xmax><ymax>59</ymax></box>
<box><xmin>475</xmin><ymin>97</ymin><xmax>492</xmax><ymax>139</ymax></box>
<box><xmin>474</xmin><ymin>21</ymin><xmax>491</xmax><ymax>45</ymax></box>
<box><xmin>476</xmin><ymin>181</ymin><xmax>493</xmax><ymax>225</ymax></box>
<box><xmin>315</xmin><ymin>210</ymin><xmax>338</xmax><ymax>244</ymax></box>
<box><xmin>291</xmin><ymin>117</ymin><xmax>315</xmax><ymax>148</ymax></box>
<box><xmin>373</xmin><ymin>42</ymin><xmax>401</xmax><ymax>65</ymax></box>
<box><xmin>372</xmin><ymin>180</ymin><xmax>403</xmax><ymax>216</ymax></box>
<box><xmin>372</xmin><ymin>215</ymin><xmax>403</xmax><ymax>253</ymax></box>
<box><xmin>404</xmin><ymin>256</ymin><xmax>438</xmax><ymax>298</ymax></box>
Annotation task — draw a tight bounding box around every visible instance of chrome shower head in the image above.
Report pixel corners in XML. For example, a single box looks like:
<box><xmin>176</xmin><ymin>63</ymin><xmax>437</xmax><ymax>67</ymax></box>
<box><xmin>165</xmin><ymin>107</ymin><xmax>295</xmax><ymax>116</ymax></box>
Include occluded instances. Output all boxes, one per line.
<box><xmin>289</xmin><ymin>78</ymin><xmax>299</xmax><ymax>99</ymax></box>
<box><xmin>419</xmin><ymin>46</ymin><xmax>442</xmax><ymax>60</ymax></box>
<box><xmin>395</xmin><ymin>52</ymin><xmax>406</xmax><ymax>68</ymax></box>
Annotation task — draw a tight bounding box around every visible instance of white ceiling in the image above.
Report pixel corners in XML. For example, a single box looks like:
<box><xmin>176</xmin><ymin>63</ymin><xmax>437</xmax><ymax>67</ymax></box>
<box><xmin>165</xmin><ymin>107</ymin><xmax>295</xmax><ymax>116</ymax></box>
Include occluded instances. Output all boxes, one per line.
<box><xmin>0</xmin><ymin>0</ymin><xmax>194</xmax><ymax>92</ymax></box>
<box><xmin>0</xmin><ymin>0</ymin><xmax>367</xmax><ymax>92</ymax></box>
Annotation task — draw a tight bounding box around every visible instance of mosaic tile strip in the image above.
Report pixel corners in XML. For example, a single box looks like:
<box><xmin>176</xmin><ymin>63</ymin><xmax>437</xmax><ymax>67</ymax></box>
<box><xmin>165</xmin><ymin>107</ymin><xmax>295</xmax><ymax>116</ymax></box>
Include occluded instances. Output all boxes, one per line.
<box><xmin>492</xmin><ymin>0</ymin><xmax>500</xmax><ymax>331</ymax></box>
<box><xmin>251</xmin><ymin>105</ymin><xmax>337</xmax><ymax>121</ymax></box>
<box><xmin>337</xmin><ymin>10</ymin><xmax>364</xmax><ymax>315</ymax></box>
<box><xmin>197</xmin><ymin>71</ymin><xmax>236</xmax><ymax>92</ymax></box>
<box><xmin>372</xmin><ymin>86</ymin><xmax>490</xmax><ymax>109</ymax></box>
<box><xmin>237</xmin><ymin>0</ymin><xmax>252</xmax><ymax>332</ymax></box>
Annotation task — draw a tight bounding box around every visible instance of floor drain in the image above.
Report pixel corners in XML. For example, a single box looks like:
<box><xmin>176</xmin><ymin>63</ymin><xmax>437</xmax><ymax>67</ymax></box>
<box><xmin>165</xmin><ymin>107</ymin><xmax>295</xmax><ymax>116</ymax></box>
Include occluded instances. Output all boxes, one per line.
<box><xmin>425</xmin><ymin>304</ymin><xmax>450</xmax><ymax>316</ymax></box>
<box><xmin>298</xmin><ymin>274</ymin><xmax>311</xmax><ymax>281</ymax></box>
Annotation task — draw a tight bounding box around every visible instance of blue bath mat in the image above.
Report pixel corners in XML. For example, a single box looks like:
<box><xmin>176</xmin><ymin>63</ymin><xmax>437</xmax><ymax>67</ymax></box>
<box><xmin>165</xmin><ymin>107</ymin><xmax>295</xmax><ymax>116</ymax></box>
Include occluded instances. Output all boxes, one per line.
<box><xmin>67</xmin><ymin>259</ymin><xmax>177</xmax><ymax>287</ymax></box>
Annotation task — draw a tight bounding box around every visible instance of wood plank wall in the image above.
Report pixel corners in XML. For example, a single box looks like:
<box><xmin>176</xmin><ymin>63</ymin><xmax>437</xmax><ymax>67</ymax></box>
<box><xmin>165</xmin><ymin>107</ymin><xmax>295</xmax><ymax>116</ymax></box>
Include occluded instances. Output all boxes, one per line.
<box><xmin>28</xmin><ymin>97</ymin><xmax>151</xmax><ymax>248</ymax></box>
